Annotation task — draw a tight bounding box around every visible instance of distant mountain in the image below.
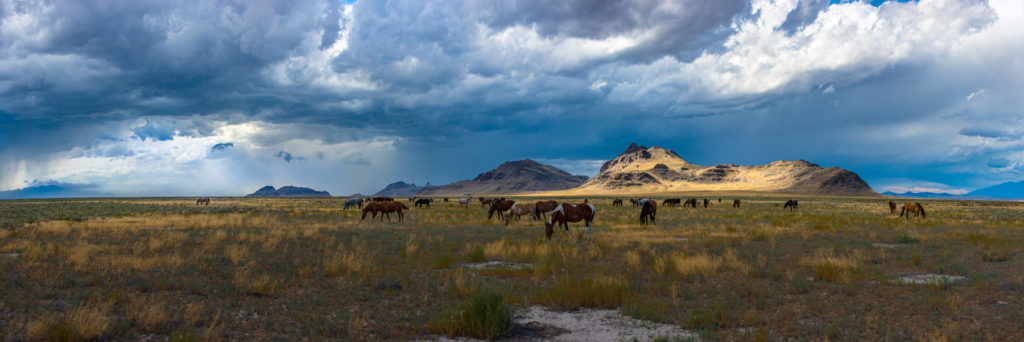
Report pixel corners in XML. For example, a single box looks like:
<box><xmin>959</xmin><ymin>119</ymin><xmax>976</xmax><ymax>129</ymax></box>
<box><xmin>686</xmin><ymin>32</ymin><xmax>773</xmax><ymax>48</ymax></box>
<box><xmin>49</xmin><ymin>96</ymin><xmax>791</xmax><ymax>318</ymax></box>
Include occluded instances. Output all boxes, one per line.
<box><xmin>881</xmin><ymin>191</ymin><xmax>967</xmax><ymax>200</ymax></box>
<box><xmin>0</xmin><ymin>183</ymin><xmax>111</xmax><ymax>199</ymax></box>
<box><xmin>373</xmin><ymin>181</ymin><xmax>433</xmax><ymax>197</ymax></box>
<box><xmin>967</xmin><ymin>181</ymin><xmax>1024</xmax><ymax>199</ymax></box>
<box><xmin>416</xmin><ymin>159</ymin><xmax>589</xmax><ymax>195</ymax></box>
<box><xmin>568</xmin><ymin>143</ymin><xmax>877</xmax><ymax>196</ymax></box>
<box><xmin>245</xmin><ymin>185</ymin><xmax>331</xmax><ymax>197</ymax></box>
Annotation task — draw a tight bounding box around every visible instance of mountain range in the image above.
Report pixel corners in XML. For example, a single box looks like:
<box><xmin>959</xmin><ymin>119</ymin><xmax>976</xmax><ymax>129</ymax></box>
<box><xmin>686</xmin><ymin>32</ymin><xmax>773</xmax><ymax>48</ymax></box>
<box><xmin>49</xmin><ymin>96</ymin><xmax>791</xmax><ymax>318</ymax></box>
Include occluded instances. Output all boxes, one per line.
<box><xmin>884</xmin><ymin>180</ymin><xmax>1024</xmax><ymax>200</ymax></box>
<box><xmin>415</xmin><ymin>159</ymin><xmax>589</xmax><ymax>196</ymax></box>
<box><xmin>245</xmin><ymin>186</ymin><xmax>331</xmax><ymax>197</ymax></box>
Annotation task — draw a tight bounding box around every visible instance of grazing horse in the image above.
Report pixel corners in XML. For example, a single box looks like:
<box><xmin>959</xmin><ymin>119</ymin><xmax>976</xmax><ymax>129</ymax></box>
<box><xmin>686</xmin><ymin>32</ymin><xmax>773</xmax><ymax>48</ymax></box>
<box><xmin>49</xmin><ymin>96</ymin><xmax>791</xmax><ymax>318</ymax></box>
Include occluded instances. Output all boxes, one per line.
<box><xmin>372</xmin><ymin>196</ymin><xmax>393</xmax><ymax>202</ymax></box>
<box><xmin>504</xmin><ymin>202</ymin><xmax>537</xmax><ymax>226</ymax></box>
<box><xmin>443</xmin><ymin>198</ymin><xmax>449</xmax><ymax>203</ymax></box>
<box><xmin>888</xmin><ymin>201</ymin><xmax>897</xmax><ymax>214</ymax></box>
<box><xmin>361</xmin><ymin>202</ymin><xmax>383</xmax><ymax>220</ymax></box>
<box><xmin>703</xmin><ymin>198</ymin><xmax>710</xmax><ymax>208</ymax></box>
<box><xmin>630</xmin><ymin>199</ymin><xmax>639</xmax><ymax>207</ymax></box>
<box><xmin>663</xmin><ymin>198</ymin><xmax>681</xmax><ymax>207</ymax></box>
<box><xmin>414</xmin><ymin>198</ymin><xmax>432</xmax><ymax>208</ymax></box>
<box><xmin>899</xmin><ymin>203</ymin><xmax>926</xmax><ymax>220</ymax></box>
<box><xmin>783</xmin><ymin>200</ymin><xmax>798</xmax><ymax>211</ymax></box>
<box><xmin>344</xmin><ymin>198</ymin><xmax>363</xmax><ymax>209</ymax></box>
<box><xmin>733</xmin><ymin>199</ymin><xmax>741</xmax><ymax>208</ymax></box>
<box><xmin>480</xmin><ymin>198</ymin><xmax>493</xmax><ymax>208</ymax></box>
<box><xmin>534</xmin><ymin>200</ymin><xmax>559</xmax><ymax>221</ymax></box>
<box><xmin>459</xmin><ymin>197</ymin><xmax>472</xmax><ymax>207</ymax></box>
<box><xmin>488</xmin><ymin>200</ymin><xmax>515</xmax><ymax>220</ymax></box>
<box><xmin>639</xmin><ymin>199</ymin><xmax>657</xmax><ymax>226</ymax></box>
<box><xmin>362</xmin><ymin>201</ymin><xmax>409</xmax><ymax>222</ymax></box>
<box><xmin>718</xmin><ymin>198</ymin><xmax>722</xmax><ymax>204</ymax></box>
<box><xmin>683</xmin><ymin>198</ymin><xmax>698</xmax><ymax>208</ymax></box>
<box><xmin>545</xmin><ymin>202</ymin><xmax>596</xmax><ymax>240</ymax></box>
<box><xmin>612</xmin><ymin>198</ymin><xmax>623</xmax><ymax>207</ymax></box>
<box><xmin>196</xmin><ymin>197</ymin><xmax>210</xmax><ymax>206</ymax></box>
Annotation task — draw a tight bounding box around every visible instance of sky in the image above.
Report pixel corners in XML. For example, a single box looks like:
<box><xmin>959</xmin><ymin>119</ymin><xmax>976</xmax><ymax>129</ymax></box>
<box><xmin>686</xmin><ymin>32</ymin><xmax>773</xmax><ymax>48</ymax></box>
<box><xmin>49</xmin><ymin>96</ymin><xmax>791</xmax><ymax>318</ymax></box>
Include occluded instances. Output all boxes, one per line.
<box><xmin>1</xmin><ymin>0</ymin><xmax>1022</xmax><ymax>197</ymax></box>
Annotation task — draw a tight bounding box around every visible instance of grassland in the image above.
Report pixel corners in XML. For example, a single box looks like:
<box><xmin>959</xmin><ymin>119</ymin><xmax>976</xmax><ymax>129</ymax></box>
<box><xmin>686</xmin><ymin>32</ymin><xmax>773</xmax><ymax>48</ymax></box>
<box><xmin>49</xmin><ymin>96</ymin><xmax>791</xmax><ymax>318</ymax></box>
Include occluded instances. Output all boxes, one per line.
<box><xmin>1</xmin><ymin>195</ymin><xmax>1023</xmax><ymax>340</ymax></box>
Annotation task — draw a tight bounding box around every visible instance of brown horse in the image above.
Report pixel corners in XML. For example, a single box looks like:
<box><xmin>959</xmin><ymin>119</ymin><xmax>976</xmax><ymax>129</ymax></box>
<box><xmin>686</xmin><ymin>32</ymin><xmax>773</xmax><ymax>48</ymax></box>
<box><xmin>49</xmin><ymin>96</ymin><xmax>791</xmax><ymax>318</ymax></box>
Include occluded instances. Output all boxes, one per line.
<box><xmin>639</xmin><ymin>199</ymin><xmax>656</xmax><ymax>226</ymax></box>
<box><xmin>783</xmin><ymin>200</ymin><xmax>798</xmax><ymax>211</ymax></box>
<box><xmin>361</xmin><ymin>201</ymin><xmax>383</xmax><ymax>220</ymax></box>
<box><xmin>535</xmin><ymin>200</ymin><xmax>559</xmax><ymax>221</ymax></box>
<box><xmin>504</xmin><ymin>202</ymin><xmax>536</xmax><ymax>226</ymax></box>
<box><xmin>733</xmin><ymin>199</ymin><xmax>741</xmax><ymax>208</ymax></box>
<box><xmin>196</xmin><ymin>197</ymin><xmax>210</xmax><ymax>206</ymax></box>
<box><xmin>683</xmin><ymin>198</ymin><xmax>698</xmax><ymax>208</ymax></box>
<box><xmin>630</xmin><ymin>198</ymin><xmax>639</xmax><ymax>207</ymax></box>
<box><xmin>361</xmin><ymin>201</ymin><xmax>409</xmax><ymax>222</ymax></box>
<box><xmin>663</xmin><ymin>198</ymin><xmax>681</xmax><ymax>206</ymax></box>
<box><xmin>703</xmin><ymin>198</ymin><xmax>710</xmax><ymax>208</ymax></box>
<box><xmin>488</xmin><ymin>200</ymin><xmax>515</xmax><ymax>220</ymax></box>
<box><xmin>372</xmin><ymin>196</ymin><xmax>393</xmax><ymax>202</ymax></box>
<box><xmin>899</xmin><ymin>203</ymin><xmax>926</xmax><ymax>220</ymax></box>
<box><xmin>612</xmin><ymin>198</ymin><xmax>623</xmax><ymax>207</ymax></box>
<box><xmin>545</xmin><ymin>202</ymin><xmax>596</xmax><ymax>240</ymax></box>
<box><xmin>888</xmin><ymin>201</ymin><xmax>897</xmax><ymax>214</ymax></box>
<box><xmin>480</xmin><ymin>198</ymin><xmax>493</xmax><ymax>208</ymax></box>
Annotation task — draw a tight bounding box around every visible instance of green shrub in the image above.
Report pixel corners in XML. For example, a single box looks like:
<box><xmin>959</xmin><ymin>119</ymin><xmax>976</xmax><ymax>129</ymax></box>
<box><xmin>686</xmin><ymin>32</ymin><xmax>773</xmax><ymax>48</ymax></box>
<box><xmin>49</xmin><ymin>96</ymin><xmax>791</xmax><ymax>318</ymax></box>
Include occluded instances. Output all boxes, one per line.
<box><xmin>428</xmin><ymin>291</ymin><xmax>512</xmax><ymax>340</ymax></box>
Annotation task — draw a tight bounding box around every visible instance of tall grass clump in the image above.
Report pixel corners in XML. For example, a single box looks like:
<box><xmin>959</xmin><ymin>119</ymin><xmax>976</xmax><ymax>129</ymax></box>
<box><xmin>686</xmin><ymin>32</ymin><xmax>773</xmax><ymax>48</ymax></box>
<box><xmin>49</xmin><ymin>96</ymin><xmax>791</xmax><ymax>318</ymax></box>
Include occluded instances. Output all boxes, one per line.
<box><xmin>801</xmin><ymin>250</ymin><xmax>861</xmax><ymax>284</ymax></box>
<box><xmin>532</xmin><ymin>275</ymin><xmax>630</xmax><ymax>310</ymax></box>
<box><xmin>428</xmin><ymin>291</ymin><xmax>512</xmax><ymax>340</ymax></box>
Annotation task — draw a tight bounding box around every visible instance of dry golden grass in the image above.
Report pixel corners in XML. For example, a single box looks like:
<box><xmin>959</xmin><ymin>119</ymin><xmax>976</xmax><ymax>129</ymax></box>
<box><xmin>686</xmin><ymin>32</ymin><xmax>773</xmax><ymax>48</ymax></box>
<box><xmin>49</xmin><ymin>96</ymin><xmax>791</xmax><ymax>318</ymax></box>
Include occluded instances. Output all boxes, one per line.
<box><xmin>1</xmin><ymin>196</ymin><xmax>1023</xmax><ymax>340</ymax></box>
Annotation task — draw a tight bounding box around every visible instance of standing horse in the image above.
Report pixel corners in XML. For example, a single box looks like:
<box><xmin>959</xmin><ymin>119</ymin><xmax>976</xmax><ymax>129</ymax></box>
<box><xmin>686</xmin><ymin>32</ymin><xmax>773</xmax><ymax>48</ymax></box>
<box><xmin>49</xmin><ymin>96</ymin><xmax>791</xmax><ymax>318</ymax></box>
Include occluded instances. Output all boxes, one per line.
<box><xmin>783</xmin><ymin>200</ymin><xmax>798</xmax><ymax>211</ymax></box>
<box><xmin>504</xmin><ymin>202</ymin><xmax>537</xmax><ymax>226</ymax></box>
<box><xmin>888</xmin><ymin>201</ymin><xmax>897</xmax><ymax>214</ymax></box>
<box><xmin>535</xmin><ymin>200</ymin><xmax>559</xmax><ymax>221</ymax></box>
<box><xmin>344</xmin><ymin>198</ymin><xmax>363</xmax><ymax>209</ymax></box>
<box><xmin>639</xmin><ymin>199</ymin><xmax>657</xmax><ymax>226</ymax></box>
<box><xmin>733</xmin><ymin>199</ymin><xmax>741</xmax><ymax>208</ymax></box>
<box><xmin>459</xmin><ymin>197</ymin><xmax>472</xmax><ymax>207</ymax></box>
<box><xmin>703</xmin><ymin>198</ymin><xmax>710</xmax><ymax>208</ymax></box>
<box><xmin>612</xmin><ymin>199</ymin><xmax>623</xmax><ymax>207</ymax></box>
<box><xmin>372</xmin><ymin>196</ymin><xmax>393</xmax><ymax>202</ymax></box>
<box><xmin>196</xmin><ymin>197</ymin><xmax>210</xmax><ymax>206</ymax></box>
<box><xmin>683</xmin><ymin>198</ymin><xmax>698</xmax><ymax>208</ymax></box>
<box><xmin>443</xmin><ymin>198</ymin><xmax>449</xmax><ymax>203</ymax></box>
<box><xmin>630</xmin><ymin>199</ymin><xmax>639</xmax><ymax>207</ymax></box>
<box><xmin>480</xmin><ymin>198</ymin><xmax>493</xmax><ymax>208</ymax></box>
<box><xmin>899</xmin><ymin>203</ymin><xmax>926</xmax><ymax>220</ymax></box>
<box><xmin>663</xmin><ymin>198</ymin><xmax>681</xmax><ymax>207</ymax></box>
<box><xmin>545</xmin><ymin>202</ymin><xmax>596</xmax><ymax>240</ymax></box>
<box><xmin>488</xmin><ymin>200</ymin><xmax>515</xmax><ymax>220</ymax></box>
<box><xmin>414</xmin><ymin>198</ymin><xmax>432</xmax><ymax>208</ymax></box>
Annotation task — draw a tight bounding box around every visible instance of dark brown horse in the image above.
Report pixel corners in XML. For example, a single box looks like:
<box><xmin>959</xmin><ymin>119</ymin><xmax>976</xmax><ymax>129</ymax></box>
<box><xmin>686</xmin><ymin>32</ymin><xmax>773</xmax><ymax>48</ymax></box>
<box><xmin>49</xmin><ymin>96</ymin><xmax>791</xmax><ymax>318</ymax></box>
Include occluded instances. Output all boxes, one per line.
<box><xmin>535</xmin><ymin>200</ymin><xmax>559</xmax><ymax>221</ymax></box>
<box><xmin>784</xmin><ymin>200</ymin><xmax>798</xmax><ymax>211</ymax></box>
<box><xmin>683</xmin><ymin>198</ymin><xmax>698</xmax><ymax>208</ymax></box>
<box><xmin>372</xmin><ymin>196</ymin><xmax>393</xmax><ymax>202</ymax></box>
<box><xmin>545</xmin><ymin>202</ymin><xmax>596</xmax><ymax>240</ymax></box>
<box><xmin>196</xmin><ymin>197</ymin><xmax>210</xmax><ymax>206</ymax></box>
<box><xmin>488</xmin><ymin>200</ymin><xmax>515</xmax><ymax>220</ymax></box>
<box><xmin>480</xmin><ymin>198</ymin><xmax>493</xmax><ymax>208</ymax></box>
<box><xmin>888</xmin><ymin>201</ymin><xmax>897</xmax><ymax>214</ymax></box>
<box><xmin>663</xmin><ymin>198</ymin><xmax>681</xmax><ymax>206</ymax></box>
<box><xmin>899</xmin><ymin>203</ymin><xmax>926</xmax><ymax>220</ymax></box>
<box><xmin>703</xmin><ymin>198</ymin><xmax>710</xmax><ymax>208</ymax></box>
<box><xmin>612</xmin><ymin>198</ymin><xmax>623</xmax><ymax>207</ymax></box>
<box><xmin>630</xmin><ymin>199</ymin><xmax>640</xmax><ymax>207</ymax></box>
<box><xmin>639</xmin><ymin>199</ymin><xmax>656</xmax><ymax>226</ymax></box>
<box><xmin>733</xmin><ymin>199</ymin><xmax>741</xmax><ymax>208</ymax></box>
<box><xmin>414</xmin><ymin>198</ymin><xmax>432</xmax><ymax>208</ymax></box>
<box><xmin>361</xmin><ymin>201</ymin><xmax>407</xmax><ymax>222</ymax></box>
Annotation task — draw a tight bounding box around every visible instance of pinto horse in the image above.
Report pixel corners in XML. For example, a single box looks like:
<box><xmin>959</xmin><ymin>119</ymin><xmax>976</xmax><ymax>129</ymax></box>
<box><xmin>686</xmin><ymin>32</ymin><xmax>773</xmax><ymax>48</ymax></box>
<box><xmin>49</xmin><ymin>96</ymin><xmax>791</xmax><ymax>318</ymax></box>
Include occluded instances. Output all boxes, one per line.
<box><xmin>545</xmin><ymin>202</ymin><xmax>596</xmax><ymax>240</ymax></box>
<box><xmin>888</xmin><ymin>201</ymin><xmax>897</xmax><ymax>214</ymax></box>
<box><xmin>534</xmin><ymin>200</ymin><xmax>559</xmax><ymax>221</ymax></box>
<box><xmin>733</xmin><ymin>199</ymin><xmax>741</xmax><ymax>208</ymax></box>
<box><xmin>899</xmin><ymin>203</ymin><xmax>926</xmax><ymax>220</ymax></box>
<box><xmin>344</xmin><ymin>198</ymin><xmax>363</xmax><ymax>209</ymax></box>
<box><xmin>488</xmin><ymin>200</ymin><xmax>515</xmax><ymax>220</ymax></box>
<box><xmin>504</xmin><ymin>202</ymin><xmax>536</xmax><ymax>226</ymax></box>
<box><xmin>612</xmin><ymin>198</ymin><xmax>623</xmax><ymax>207</ymax></box>
<box><xmin>639</xmin><ymin>199</ymin><xmax>656</xmax><ymax>226</ymax></box>
<box><xmin>196</xmin><ymin>197</ymin><xmax>210</xmax><ymax>206</ymax></box>
<box><xmin>783</xmin><ymin>200</ymin><xmax>798</xmax><ymax>211</ymax></box>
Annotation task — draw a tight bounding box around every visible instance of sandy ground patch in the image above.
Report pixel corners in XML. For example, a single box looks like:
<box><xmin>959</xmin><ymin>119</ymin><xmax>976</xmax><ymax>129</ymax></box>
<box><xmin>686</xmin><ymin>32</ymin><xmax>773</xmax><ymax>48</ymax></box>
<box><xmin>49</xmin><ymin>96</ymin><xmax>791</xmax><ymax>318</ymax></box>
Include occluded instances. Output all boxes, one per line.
<box><xmin>894</xmin><ymin>274</ymin><xmax>967</xmax><ymax>285</ymax></box>
<box><xmin>431</xmin><ymin>306</ymin><xmax>695</xmax><ymax>342</ymax></box>
<box><xmin>459</xmin><ymin>261</ymin><xmax>533</xmax><ymax>270</ymax></box>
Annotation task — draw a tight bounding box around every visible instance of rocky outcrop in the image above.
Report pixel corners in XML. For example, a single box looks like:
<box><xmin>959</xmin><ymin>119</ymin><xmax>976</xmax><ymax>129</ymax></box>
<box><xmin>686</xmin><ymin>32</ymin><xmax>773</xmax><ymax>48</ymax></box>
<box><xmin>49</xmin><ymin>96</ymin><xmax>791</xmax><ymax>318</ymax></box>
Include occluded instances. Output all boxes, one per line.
<box><xmin>372</xmin><ymin>181</ymin><xmax>433</xmax><ymax>197</ymax></box>
<box><xmin>245</xmin><ymin>186</ymin><xmax>331</xmax><ymax>197</ymax></box>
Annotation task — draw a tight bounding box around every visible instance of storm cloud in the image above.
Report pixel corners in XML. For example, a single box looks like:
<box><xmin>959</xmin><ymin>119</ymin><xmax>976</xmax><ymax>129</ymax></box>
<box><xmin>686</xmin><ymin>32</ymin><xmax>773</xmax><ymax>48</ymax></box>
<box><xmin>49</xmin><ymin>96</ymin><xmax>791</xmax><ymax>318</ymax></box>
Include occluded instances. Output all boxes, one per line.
<box><xmin>1</xmin><ymin>0</ymin><xmax>1022</xmax><ymax>196</ymax></box>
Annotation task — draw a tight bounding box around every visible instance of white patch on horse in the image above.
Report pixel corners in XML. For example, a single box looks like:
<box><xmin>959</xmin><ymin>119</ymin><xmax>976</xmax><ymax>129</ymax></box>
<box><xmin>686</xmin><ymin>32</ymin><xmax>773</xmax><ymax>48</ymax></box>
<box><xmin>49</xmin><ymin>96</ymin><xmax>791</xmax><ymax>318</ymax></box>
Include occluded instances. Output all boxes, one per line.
<box><xmin>548</xmin><ymin>204</ymin><xmax>564</xmax><ymax>225</ymax></box>
<box><xmin>587</xmin><ymin>203</ymin><xmax>595</xmax><ymax>213</ymax></box>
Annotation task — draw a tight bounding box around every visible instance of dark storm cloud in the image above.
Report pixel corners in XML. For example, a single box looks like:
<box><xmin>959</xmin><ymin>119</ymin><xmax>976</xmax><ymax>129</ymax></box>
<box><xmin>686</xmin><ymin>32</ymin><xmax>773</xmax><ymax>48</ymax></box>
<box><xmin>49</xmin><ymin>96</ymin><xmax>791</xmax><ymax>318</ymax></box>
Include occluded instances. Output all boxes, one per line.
<box><xmin>211</xmin><ymin>142</ymin><xmax>234</xmax><ymax>151</ymax></box>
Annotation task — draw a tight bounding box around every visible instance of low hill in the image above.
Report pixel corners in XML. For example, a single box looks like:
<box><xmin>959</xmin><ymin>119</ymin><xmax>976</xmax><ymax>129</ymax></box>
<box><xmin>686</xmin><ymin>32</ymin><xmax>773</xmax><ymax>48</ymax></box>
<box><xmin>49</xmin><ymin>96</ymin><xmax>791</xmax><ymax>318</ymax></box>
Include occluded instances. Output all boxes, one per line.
<box><xmin>245</xmin><ymin>186</ymin><xmax>331</xmax><ymax>197</ymax></box>
<box><xmin>416</xmin><ymin>159</ymin><xmax>588</xmax><ymax>196</ymax></box>
<box><xmin>373</xmin><ymin>181</ymin><xmax>433</xmax><ymax>197</ymax></box>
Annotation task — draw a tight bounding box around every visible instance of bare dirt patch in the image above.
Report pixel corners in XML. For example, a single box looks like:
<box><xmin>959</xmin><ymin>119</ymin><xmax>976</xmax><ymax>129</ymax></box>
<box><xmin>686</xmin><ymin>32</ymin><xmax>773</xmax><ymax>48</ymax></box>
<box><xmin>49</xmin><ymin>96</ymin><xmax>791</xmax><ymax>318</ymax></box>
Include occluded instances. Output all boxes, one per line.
<box><xmin>894</xmin><ymin>274</ymin><xmax>967</xmax><ymax>285</ymax></box>
<box><xmin>512</xmin><ymin>305</ymin><xmax>695</xmax><ymax>341</ymax></box>
<box><xmin>459</xmin><ymin>261</ymin><xmax>533</xmax><ymax>270</ymax></box>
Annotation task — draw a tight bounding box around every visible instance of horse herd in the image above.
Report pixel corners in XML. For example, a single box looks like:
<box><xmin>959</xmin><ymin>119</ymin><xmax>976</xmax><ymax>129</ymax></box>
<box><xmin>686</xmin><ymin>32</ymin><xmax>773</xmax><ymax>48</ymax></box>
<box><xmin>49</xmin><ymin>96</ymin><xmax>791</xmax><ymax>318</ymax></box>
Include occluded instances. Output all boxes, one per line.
<box><xmin>193</xmin><ymin>196</ymin><xmax>929</xmax><ymax>239</ymax></box>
